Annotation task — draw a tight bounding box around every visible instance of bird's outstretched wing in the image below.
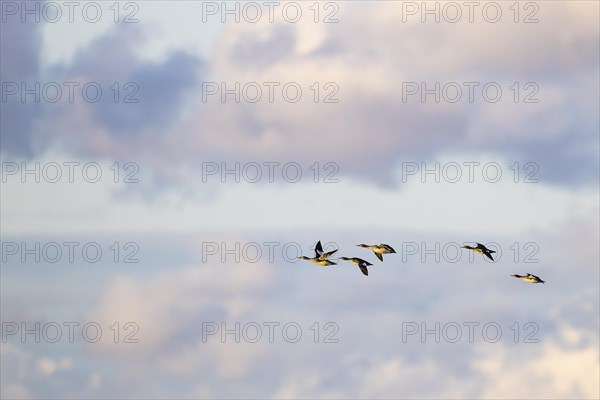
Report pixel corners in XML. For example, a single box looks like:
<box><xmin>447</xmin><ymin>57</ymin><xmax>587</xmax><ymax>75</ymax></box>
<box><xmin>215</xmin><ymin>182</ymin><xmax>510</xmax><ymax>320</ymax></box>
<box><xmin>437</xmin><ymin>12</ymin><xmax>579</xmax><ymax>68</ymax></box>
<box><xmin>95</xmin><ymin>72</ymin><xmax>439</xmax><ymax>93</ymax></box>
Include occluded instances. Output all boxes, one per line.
<box><xmin>375</xmin><ymin>252</ymin><xmax>383</xmax><ymax>262</ymax></box>
<box><xmin>383</xmin><ymin>244</ymin><xmax>396</xmax><ymax>253</ymax></box>
<box><xmin>484</xmin><ymin>252</ymin><xmax>494</xmax><ymax>261</ymax></box>
<box><xmin>323</xmin><ymin>248</ymin><xmax>338</xmax><ymax>258</ymax></box>
<box><xmin>315</xmin><ymin>241</ymin><xmax>324</xmax><ymax>258</ymax></box>
<box><xmin>359</xmin><ymin>265</ymin><xmax>369</xmax><ymax>276</ymax></box>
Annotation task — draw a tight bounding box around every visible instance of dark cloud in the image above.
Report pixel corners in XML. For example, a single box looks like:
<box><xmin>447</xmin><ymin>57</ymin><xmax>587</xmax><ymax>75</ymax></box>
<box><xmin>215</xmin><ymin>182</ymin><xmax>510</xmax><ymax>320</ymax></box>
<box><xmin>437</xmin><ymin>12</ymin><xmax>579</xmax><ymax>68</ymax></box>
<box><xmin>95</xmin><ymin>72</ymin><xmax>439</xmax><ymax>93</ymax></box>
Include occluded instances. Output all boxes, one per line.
<box><xmin>506</xmin><ymin>134</ymin><xmax>599</xmax><ymax>186</ymax></box>
<box><xmin>63</xmin><ymin>25</ymin><xmax>203</xmax><ymax>136</ymax></box>
<box><xmin>2</xmin><ymin>2</ymin><xmax>597</xmax><ymax>191</ymax></box>
<box><xmin>90</xmin><ymin>51</ymin><xmax>201</xmax><ymax>135</ymax></box>
<box><xmin>1</xmin><ymin>22</ymin><xmax>203</xmax><ymax>160</ymax></box>
<box><xmin>0</xmin><ymin>17</ymin><xmax>43</xmax><ymax>157</ymax></box>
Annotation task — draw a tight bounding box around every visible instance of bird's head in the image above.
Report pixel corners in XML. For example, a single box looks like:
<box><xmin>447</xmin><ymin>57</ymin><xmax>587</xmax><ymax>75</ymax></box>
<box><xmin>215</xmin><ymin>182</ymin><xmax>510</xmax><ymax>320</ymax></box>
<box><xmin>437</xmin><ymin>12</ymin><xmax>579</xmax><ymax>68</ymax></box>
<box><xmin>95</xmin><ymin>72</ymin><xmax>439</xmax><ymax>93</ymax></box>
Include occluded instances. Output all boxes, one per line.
<box><xmin>356</xmin><ymin>244</ymin><xmax>369</xmax><ymax>248</ymax></box>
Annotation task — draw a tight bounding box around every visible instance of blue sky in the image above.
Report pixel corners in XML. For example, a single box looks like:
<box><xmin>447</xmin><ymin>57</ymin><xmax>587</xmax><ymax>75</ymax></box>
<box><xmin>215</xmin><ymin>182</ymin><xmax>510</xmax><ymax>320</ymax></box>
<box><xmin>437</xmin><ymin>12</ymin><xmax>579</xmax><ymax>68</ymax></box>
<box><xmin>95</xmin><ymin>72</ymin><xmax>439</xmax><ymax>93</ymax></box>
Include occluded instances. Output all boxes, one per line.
<box><xmin>1</xmin><ymin>1</ymin><xmax>599</xmax><ymax>398</ymax></box>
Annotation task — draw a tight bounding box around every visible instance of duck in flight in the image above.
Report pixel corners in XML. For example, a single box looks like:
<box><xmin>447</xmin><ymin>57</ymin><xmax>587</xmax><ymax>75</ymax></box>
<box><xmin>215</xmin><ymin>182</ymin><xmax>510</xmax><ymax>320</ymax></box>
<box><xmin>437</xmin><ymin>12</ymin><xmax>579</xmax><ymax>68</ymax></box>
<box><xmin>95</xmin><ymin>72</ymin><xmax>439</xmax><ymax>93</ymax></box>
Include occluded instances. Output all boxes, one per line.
<box><xmin>298</xmin><ymin>255</ymin><xmax>337</xmax><ymax>266</ymax></box>
<box><xmin>315</xmin><ymin>240</ymin><xmax>337</xmax><ymax>260</ymax></box>
<box><xmin>339</xmin><ymin>257</ymin><xmax>372</xmax><ymax>276</ymax></box>
<box><xmin>511</xmin><ymin>273</ymin><xmax>545</xmax><ymax>284</ymax></box>
<box><xmin>461</xmin><ymin>243</ymin><xmax>496</xmax><ymax>261</ymax></box>
<box><xmin>356</xmin><ymin>243</ymin><xmax>396</xmax><ymax>262</ymax></box>
<box><xmin>298</xmin><ymin>241</ymin><xmax>338</xmax><ymax>266</ymax></box>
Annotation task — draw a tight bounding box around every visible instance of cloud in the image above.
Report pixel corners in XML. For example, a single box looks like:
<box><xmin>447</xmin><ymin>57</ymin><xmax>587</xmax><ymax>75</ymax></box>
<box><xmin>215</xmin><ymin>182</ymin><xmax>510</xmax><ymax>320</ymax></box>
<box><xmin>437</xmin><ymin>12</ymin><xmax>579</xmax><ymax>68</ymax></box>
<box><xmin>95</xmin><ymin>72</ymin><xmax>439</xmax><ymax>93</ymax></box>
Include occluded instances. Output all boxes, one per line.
<box><xmin>1</xmin><ymin>22</ymin><xmax>203</xmax><ymax>166</ymax></box>
<box><xmin>124</xmin><ymin>1</ymin><xmax>598</xmax><ymax>187</ymax></box>
<box><xmin>88</xmin><ymin>256</ymin><xmax>274</xmax><ymax>367</ymax></box>
<box><xmin>2</xmin><ymin>216</ymin><xmax>598</xmax><ymax>397</ymax></box>
<box><xmin>1</xmin><ymin>2</ymin><xmax>598</xmax><ymax>398</ymax></box>
<box><xmin>0</xmin><ymin>16</ymin><xmax>44</xmax><ymax>156</ymax></box>
<box><xmin>63</xmin><ymin>25</ymin><xmax>202</xmax><ymax>136</ymax></box>
<box><xmin>3</xmin><ymin>2</ymin><xmax>597</xmax><ymax>189</ymax></box>
<box><xmin>36</xmin><ymin>357</ymin><xmax>72</xmax><ymax>377</ymax></box>
<box><xmin>474</xmin><ymin>332</ymin><xmax>600</xmax><ymax>399</ymax></box>
<box><xmin>0</xmin><ymin>343</ymin><xmax>75</xmax><ymax>399</ymax></box>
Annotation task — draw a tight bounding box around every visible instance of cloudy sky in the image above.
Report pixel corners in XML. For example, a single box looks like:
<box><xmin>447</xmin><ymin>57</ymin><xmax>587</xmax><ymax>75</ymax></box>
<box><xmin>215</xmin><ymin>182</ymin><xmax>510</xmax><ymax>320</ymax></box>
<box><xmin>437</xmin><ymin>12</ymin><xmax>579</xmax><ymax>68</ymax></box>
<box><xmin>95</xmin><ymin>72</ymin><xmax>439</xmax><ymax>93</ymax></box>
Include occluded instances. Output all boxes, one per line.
<box><xmin>1</xmin><ymin>1</ymin><xmax>599</xmax><ymax>398</ymax></box>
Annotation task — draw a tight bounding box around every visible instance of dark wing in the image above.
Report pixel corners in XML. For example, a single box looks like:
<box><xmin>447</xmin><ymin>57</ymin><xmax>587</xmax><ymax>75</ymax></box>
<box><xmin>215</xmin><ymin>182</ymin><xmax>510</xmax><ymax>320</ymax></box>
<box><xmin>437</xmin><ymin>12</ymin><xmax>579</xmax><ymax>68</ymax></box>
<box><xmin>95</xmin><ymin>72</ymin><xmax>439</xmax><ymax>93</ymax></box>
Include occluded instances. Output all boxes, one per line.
<box><xmin>323</xmin><ymin>249</ymin><xmax>338</xmax><ymax>258</ymax></box>
<box><xmin>315</xmin><ymin>241</ymin><xmax>324</xmax><ymax>257</ymax></box>
<box><xmin>375</xmin><ymin>252</ymin><xmax>383</xmax><ymax>262</ymax></box>
<box><xmin>359</xmin><ymin>264</ymin><xmax>369</xmax><ymax>276</ymax></box>
<box><xmin>484</xmin><ymin>251</ymin><xmax>494</xmax><ymax>261</ymax></box>
<box><xmin>475</xmin><ymin>243</ymin><xmax>487</xmax><ymax>250</ymax></box>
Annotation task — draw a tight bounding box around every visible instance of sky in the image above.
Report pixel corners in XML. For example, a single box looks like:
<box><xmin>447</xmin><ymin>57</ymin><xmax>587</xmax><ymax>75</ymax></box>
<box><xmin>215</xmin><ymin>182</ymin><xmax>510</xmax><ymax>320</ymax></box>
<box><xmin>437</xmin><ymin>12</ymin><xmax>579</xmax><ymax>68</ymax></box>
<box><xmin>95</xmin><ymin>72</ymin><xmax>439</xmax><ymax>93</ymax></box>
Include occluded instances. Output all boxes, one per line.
<box><xmin>1</xmin><ymin>1</ymin><xmax>599</xmax><ymax>399</ymax></box>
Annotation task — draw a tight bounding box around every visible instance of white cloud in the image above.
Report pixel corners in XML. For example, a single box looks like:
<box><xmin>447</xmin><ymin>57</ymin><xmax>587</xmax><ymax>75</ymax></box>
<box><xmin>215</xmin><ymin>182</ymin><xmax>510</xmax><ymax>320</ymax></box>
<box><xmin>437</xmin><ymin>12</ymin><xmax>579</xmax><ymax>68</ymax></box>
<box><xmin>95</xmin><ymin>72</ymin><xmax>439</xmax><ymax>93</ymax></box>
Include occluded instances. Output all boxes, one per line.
<box><xmin>36</xmin><ymin>357</ymin><xmax>72</xmax><ymax>376</ymax></box>
<box><xmin>87</xmin><ymin>257</ymin><xmax>274</xmax><ymax>382</ymax></box>
<box><xmin>474</xmin><ymin>333</ymin><xmax>600</xmax><ymax>399</ymax></box>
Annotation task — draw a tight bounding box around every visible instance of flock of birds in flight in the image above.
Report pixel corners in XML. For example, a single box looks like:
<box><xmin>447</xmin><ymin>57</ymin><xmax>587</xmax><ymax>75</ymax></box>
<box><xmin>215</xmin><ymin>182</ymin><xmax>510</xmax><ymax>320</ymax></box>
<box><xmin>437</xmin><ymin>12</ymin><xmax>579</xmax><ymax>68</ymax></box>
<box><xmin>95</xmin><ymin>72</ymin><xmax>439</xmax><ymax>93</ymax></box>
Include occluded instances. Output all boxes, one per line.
<box><xmin>298</xmin><ymin>241</ymin><xmax>546</xmax><ymax>283</ymax></box>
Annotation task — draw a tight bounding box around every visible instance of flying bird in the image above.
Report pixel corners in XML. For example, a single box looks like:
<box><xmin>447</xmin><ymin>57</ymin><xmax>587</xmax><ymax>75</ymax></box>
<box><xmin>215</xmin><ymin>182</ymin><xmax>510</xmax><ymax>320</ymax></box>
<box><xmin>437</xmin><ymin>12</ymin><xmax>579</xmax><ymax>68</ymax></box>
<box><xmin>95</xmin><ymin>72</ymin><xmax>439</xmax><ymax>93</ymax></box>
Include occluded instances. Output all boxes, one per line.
<box><xmin>339</xmin><ymin>257</ymin><xmax>373</xmax><ymax>276</ymax></box>
<box><xmin>297</xmin><ymin>256</ymin><xmax>337</xmax><ymax>266</ymax></box>
<box><xmin>356</xmin><ymin>243</ymin><xmax>396</xmax><ymax>261</ymax></box>
<box><xmin>298</xmin><ymin>240</ymin><xmax>338</xmax><ymax>266</ymax></box>
<box><xmin>511</xmin><ymin>273</ymin><xmax>545</xmax><ymax>284</ymax></box>
<box><xmin>315</xmin><ymin>240</ymin><xmax>337</xmax><ymax>260</ymax></box>
<box><xmin>461</xmin><ymin>243</ymin><xmax>496</xmax><ymax>261</ymax></box>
